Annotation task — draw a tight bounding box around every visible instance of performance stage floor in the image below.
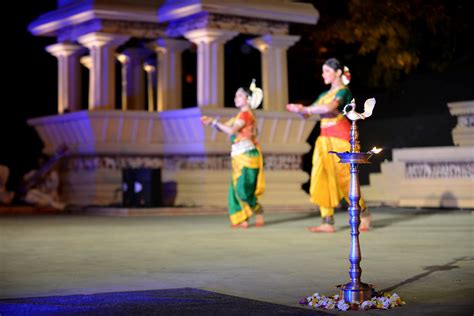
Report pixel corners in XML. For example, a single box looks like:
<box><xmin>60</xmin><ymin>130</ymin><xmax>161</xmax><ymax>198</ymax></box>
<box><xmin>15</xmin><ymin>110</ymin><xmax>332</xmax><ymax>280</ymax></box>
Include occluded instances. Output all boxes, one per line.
<box><xmin>0</xmin><ymin>207</ymin><xmax>472</xmax><ymax>315</ymax></box>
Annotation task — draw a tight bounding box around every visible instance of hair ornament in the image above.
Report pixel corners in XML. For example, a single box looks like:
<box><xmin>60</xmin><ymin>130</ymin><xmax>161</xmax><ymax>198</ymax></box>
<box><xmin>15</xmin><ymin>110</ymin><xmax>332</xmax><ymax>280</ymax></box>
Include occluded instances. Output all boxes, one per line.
<box><xmin>248</xmin><ymin>79</ymin><xmax>263</xmax><ymax>110</ymax></box>
<box><xmin>342</xmin><ymin>66</ymin><xmax>351</xmax><ymax>86</ymax></box>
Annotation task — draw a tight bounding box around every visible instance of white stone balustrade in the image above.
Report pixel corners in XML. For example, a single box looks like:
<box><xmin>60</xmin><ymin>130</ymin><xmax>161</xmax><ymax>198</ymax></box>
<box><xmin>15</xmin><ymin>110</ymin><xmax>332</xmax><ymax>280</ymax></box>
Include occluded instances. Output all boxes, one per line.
<box><xmin>29</xmin><ymin>109</ymin><xmax>316</xmax><ymax>155</ymax></box>
<box><xmin>28</xmin><ymin>110</ymin><xmax>318</xmax><ymax>207</ymax></box>
<box><xmin>362</xmin><ymin>100</ymin><xmax>474</xmax><ymax>209</ymax></box>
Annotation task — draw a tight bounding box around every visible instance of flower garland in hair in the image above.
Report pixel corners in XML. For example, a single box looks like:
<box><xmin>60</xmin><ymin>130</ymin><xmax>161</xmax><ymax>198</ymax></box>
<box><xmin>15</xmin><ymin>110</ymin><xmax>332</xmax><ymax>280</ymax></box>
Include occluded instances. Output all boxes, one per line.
<box><xmin>342</xmin><ymin>66</ymin><xmax>351</xmax><ymax>86</ymax></box>
<box><xmin>299</xmin><ymin>292</ymin><xmax>405</xmax><ymax>311</ymax></box>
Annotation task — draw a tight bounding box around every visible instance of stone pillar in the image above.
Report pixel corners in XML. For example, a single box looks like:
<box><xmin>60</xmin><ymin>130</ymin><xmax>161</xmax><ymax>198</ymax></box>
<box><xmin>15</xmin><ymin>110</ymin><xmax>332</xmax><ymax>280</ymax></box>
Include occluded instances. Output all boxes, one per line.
<box><xmin>153</xmin><ymin>38</ymin><xmax>191</xmax><ymax>111</ymax></box>
<box><xmin>143</xmin><ymin>62</ymin><xmax>157</xmax><ymax>112</ymax></box>
<box><xmin>45</xmin><ymin>42</ymin><xmax>83</xmax><ymax>113</ymax></box>
<box><xmin>78</xmin><ymin>33</ymin><xmax>130</xmax><ymax>110</ymax></box>
<box><xmin>118</xmin><ymin>48</ymin><xmax>151</xmax><ymax>111</ymax></box>
<box><xmin>116</xmin><ymin>54</ymin><xmax>129</xmax><ymax>111</ymax></box>
<box><xmin>184</xmin><ymin>29</ymin><xmax>238</xmax><ymax>108</ymax></box>
<box><xmin>248</xmin><ymin>35</ymin><xmax>300</xmax><ymax>111</ymax></box>
<box><xmin>79</xmin><ymin>56</ymin><xmax>92</xmax><ymax>108</ymax></box>
<box><xmin>80</xmin><ymin>56</ymin><xmax>92</xmax><ymax>69</ymax></box>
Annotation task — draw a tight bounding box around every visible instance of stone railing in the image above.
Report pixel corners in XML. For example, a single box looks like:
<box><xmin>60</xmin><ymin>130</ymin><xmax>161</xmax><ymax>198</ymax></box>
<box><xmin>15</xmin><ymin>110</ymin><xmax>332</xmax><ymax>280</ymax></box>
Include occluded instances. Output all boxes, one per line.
<box><xmin>362</xmin><ymin>100</ymin><xmax>474</xmax><ymax>208</ymax></box>
<box><xmin>28</xmin><ymin>109</ymin><xmax>318</xmax><ymax>207</ymax></box>
<box><xmin>28</xmin><ymin>108</ymin><xmax>316</xmax><ymax>156</ymax></box>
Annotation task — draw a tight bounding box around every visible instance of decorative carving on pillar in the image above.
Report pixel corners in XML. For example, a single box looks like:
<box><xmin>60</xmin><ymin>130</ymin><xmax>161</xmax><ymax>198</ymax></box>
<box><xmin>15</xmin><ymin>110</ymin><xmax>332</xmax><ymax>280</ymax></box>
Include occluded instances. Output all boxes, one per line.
<box><xmin>264</xmin><ymin>154</ymin><xmax>302</xmax><ymax>170</ymax></box>
<box><xmin>166</xmin><ymin>12</ymin><xmax>289</xmax><ymax>37</ymax></box>
<box><xmin>66</xmin><ymin>156</ymin><xmax>164</xmax><ymax>171</ymax></box>
<box><xmin>406</xmin><ymin>162</ymin><xmax>474</xmax><ymax>179</ymax></box>
<box><xmin>65</xmin><ymin>154</ymin><xmax>302</xmax><ymax>171</ymax></box>
<box><xmin>457</xmin><ymin>115</ymin><xmax>474</xmax><ymax>127</ymax></box>
<box><xmin>78</xmin><ymin>32</ymin><xmax>130</xmax><ymax>110</ymax></box>
<box><xmin>57</xmin><ymin>19</ymin><xmax>103</xmax><ymax>43</ymax></box>
<box><xmin>184</xmin><ymin>28</ymin><xmax>238</xmax><ymax>107</ymax></box>
<box><xmin>57</xmin><ymin>19</ymin><xmax>165</xmax><ymax>42</ymax></box>
<box><xmin>46</xmin><ymin>42</ymin><xmax>84</xmax><ymax>113</ymax></box>
<box><xmin>153</xmin><ymin>38</ymin><xmax>191</xmax><ymax>111</ymax></box>
<box><xmin>101</xmin><ymin>20</ymin><xmax>165</xmax><ymax>39</ymax></box>
<box><xmin>248</xmin><ymin>34</ymin><xmax>300</xmax><ymax>111</ymax></box>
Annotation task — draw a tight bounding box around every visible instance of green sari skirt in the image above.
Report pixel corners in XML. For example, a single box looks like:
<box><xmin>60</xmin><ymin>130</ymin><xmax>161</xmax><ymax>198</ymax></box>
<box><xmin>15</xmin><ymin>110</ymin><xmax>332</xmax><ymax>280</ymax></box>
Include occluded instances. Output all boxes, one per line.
<box><xmin>228</xmin><ymin>148</ymin><xmax>265</xmax><ymax>225</ymax></box>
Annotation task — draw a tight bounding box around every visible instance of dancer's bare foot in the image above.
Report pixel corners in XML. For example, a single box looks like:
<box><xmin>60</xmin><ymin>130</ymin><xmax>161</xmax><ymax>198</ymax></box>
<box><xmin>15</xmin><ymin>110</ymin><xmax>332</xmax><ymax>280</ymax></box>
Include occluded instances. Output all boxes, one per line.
<box><xmin>231</xmin><ymin>221</ymin><xmax>249</xmax><ymax>229</ymax></box>
<box><xmin>307</xmin><ymin>224</ymin><xmax>336</xmax><ymax>233</ymax></box>
<box><xmin>255</xmin><ymin>215</ymin><xmax>264</xmax><ymax>227</ymax></box>
<box><xmin>360</xmin><ymin>213</ymin><xmax>372</xmax><ymax>232</ymax></box>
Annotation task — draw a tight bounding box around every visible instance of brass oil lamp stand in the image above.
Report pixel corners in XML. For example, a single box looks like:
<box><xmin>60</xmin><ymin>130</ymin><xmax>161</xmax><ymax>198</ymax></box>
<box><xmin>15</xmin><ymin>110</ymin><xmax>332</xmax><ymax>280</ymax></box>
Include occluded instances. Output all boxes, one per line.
<box><xmin>330</xmin><ymin>98</ymin><xmax>380</xmax><ymax>304</ymax></box>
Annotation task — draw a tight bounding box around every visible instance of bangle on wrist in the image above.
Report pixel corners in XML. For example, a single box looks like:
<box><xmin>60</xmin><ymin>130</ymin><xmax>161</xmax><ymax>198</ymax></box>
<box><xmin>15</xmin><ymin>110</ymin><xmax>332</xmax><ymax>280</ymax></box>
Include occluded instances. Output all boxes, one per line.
<box><xmin>305</xmin><ymin>107</ymin><xmax>311</xmax><ymax>115</ymax></box>
<box><xmin>211</xmin><ymin>118</ymin><xmax>219</xmax><ymax>129</ymax></box>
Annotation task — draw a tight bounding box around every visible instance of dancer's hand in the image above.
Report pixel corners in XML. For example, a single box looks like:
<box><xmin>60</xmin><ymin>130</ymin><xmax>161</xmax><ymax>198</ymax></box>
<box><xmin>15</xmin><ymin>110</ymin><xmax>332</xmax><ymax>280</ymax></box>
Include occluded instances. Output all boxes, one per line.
<box><xmin>286</xmin><ymin>103</ymin><xmax>309</xmax><ymax>119</ymax></box>
<box><xmin>200</xmin><ymin>116</ymin><xmax>213</xmax><ymax>125</ymax></box>
<box><xmin>286</xmin><ymin>103</ymin><xmax>304</xmax><ymax>113</ymax></box>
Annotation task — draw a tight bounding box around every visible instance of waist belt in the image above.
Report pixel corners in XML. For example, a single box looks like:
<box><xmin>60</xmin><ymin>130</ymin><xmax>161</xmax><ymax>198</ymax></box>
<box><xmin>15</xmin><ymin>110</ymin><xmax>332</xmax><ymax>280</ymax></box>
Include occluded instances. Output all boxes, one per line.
<box><xmin>231</xmin><ymin>139</ymin><xmax>256</xmax><ymax>157</ymax></box>
<box><xmin>320</xmin><ymin>114</ymin><xmax>346</xmax><ymax>128</ymax></box>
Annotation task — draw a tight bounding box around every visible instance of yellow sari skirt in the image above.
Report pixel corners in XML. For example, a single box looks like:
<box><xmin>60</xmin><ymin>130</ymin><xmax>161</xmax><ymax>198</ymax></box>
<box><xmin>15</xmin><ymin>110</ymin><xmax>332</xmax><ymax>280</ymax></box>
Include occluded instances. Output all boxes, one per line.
<box><xmin>309</xmin><ymin>136</ymin><xmax>366</xmax><ymax>218</ymax></box>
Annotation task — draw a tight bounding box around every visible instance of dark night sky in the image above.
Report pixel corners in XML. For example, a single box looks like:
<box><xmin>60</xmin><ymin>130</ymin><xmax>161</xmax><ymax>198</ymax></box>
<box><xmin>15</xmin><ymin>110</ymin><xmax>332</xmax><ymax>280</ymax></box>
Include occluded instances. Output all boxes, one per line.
<box><xmin>2</xmin><ymin>1</ymin><xmax>58</xmax><ymax>187</ymax></box>
<box><xmin>1</xmin><ymin>1</ymin><xmax>473</xmax><ymax>188</ymax></box>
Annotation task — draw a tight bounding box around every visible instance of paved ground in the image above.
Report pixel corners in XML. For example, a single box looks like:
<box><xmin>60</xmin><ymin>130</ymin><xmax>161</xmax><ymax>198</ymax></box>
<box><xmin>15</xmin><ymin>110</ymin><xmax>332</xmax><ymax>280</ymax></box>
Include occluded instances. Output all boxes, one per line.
<box><xmin>0</xmin><ymin>207</ymin><xmax>472</xmax><ymax>315</ymax></box>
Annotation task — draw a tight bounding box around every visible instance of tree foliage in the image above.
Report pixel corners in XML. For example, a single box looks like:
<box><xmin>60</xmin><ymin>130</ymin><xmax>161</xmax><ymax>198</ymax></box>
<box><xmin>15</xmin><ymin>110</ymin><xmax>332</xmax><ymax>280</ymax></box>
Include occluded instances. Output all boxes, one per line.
<box><xmin>301</xmin><ymin>0</ymin><xmax>472</xmax><ymax>88</ymax></box>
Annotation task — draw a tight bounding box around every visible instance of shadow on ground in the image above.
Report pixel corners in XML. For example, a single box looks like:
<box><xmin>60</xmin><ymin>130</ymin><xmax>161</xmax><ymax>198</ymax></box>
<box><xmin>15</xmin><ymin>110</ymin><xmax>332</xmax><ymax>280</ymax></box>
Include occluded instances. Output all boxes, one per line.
<box><xmin>338</xmin><ymin>208</ymin><xmax>457</xmax><ymax>232</ymax></box>
<box><xmin>380</xmin><ymin>256</ymin><xmax>473</xmax><ymax>293</ymax></box>
<box><xmin>263</xmin><ymin>213</ymin><xmax>318</xmax><ymax>227</ymax></box>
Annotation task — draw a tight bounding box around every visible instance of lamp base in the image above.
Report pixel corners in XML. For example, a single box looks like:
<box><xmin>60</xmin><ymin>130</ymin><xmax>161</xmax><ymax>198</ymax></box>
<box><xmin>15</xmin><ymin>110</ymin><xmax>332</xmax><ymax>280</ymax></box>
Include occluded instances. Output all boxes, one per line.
<box><xmin>338</xmin><ymin>282</ymin><xmax>375</xmax><ymax>303</ymax></box>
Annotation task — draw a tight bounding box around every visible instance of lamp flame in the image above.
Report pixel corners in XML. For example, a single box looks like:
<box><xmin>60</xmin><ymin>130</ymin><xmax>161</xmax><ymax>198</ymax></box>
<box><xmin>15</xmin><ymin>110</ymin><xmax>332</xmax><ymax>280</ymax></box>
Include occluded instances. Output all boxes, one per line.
<box><xmin>370</xmin><ymin>146</ymin><xmax>382</xmax><ymax>154</ymax></box>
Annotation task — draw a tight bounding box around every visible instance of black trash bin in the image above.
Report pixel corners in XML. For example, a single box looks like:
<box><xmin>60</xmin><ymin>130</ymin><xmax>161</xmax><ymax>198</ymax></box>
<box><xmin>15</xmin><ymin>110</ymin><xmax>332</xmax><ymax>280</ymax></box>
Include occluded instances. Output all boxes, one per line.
<box><xmin>122</xmin><ymin>168</ymin><xmax>161</xmax><ymax>207</ymax></box>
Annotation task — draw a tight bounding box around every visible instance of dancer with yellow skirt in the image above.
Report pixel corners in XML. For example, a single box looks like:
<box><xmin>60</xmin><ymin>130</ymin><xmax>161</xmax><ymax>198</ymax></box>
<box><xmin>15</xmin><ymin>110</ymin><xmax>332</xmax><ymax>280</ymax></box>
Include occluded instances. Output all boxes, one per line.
<box><xmin>286</xmin><ymin>58</ymin><xmax>371</xmax><ymax>233</ymax></box>
<box><xmin>201</xmin><ymin>80</ymin><xmax>265</xmax><ymax>228</ymax></box>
